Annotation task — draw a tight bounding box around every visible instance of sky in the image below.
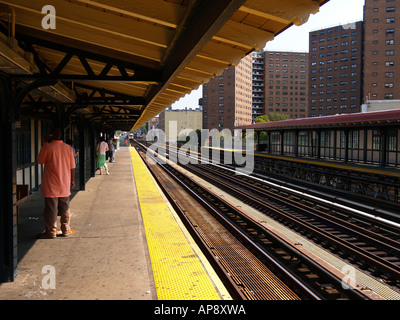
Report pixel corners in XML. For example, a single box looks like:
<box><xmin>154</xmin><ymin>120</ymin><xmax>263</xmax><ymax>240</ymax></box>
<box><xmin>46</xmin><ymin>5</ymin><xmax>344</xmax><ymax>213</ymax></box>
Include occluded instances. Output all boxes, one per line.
<box><xmin>170</xmin><ymin>0</ymin><xmax>365</xmax><ymax>111</ymax></box>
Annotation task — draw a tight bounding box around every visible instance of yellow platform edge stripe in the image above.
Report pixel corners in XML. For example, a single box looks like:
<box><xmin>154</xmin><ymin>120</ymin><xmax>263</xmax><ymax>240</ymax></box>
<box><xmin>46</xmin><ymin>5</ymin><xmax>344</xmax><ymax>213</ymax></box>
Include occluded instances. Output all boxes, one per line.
<box><xmin>201</xmin><ymin>145</ymin><xmax>400</xmax><ymax>178</ymax></box>
<box><xmin>130</xmin><ymin>147</ymin><xmax>231</xmax><ymax>300</ymax></box>
<box><xmin>160</xmin><ymin>143</ymin><xmax>400</xmax><ymax>178</ymax></box>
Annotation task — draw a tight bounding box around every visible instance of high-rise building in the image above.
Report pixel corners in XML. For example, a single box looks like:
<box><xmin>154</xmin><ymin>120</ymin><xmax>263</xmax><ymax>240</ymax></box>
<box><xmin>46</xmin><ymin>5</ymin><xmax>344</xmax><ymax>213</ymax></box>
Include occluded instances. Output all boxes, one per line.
<box><xmin>308</xmin><ymin>21</ymin><xmax>364</xmax><ymax>117</ymax></box>
<box><xmin>263</xmin><ymin>51</ymin><xmax>309</xmax><ymax>119</ymax></box>
<box><xmin>251</xmin><ymin>50</ymin><xmax>309</xmax><ymax>122</ymax></box>
<box><xmin>363</xmin><ymin>0</ymin><xmax>400</xmax><ymax>110</ymax></box>
<box><xmin>202</xmin><ymin>54</ymin><xmax>253</xmax><ymax>131</ymax></box>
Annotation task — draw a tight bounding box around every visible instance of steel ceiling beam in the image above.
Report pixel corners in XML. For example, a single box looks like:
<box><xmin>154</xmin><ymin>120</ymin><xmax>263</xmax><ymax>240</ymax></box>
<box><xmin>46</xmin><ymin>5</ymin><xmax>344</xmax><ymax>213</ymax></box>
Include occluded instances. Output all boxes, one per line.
<box><xmin>14</xmin><ymin>33</ymin><xmax>162</xmax><ymax>83</ymax></box>
<box><xmin>142</xmin><ymin>0</ymin><xmax>246</xmax><ymax>121</ymax></box>
<box><xmin>73</xmin><ymin>83</ymin><xmax>146</xmax><ymax>106</ymax></box>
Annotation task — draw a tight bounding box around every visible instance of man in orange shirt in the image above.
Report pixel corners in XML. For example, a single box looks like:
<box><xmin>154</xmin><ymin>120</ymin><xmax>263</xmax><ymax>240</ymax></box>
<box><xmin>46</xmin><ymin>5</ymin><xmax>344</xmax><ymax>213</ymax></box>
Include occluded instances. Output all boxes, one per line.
<box><xmin>37</xmin><ymin>127</ymin><xmax>76</xmax><ymax>239</ymax></box>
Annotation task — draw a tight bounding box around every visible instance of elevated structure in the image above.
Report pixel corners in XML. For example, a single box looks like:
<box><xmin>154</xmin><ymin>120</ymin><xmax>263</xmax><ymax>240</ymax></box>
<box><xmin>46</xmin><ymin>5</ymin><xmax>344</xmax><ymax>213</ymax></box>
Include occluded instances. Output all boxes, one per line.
<box><xmin>0</xmin><ymin>0</ymin><xmax>330</xmax><ymax>283</ymax></box>
<box><xmin>233</xmin><ymin>109</ymin><xmax>400</xmax><ymax>206</ymax></box>
<box><xmin>0</xmin><ymin>0</ymin><xmax>329</xmax><ymax>131</ymax></box>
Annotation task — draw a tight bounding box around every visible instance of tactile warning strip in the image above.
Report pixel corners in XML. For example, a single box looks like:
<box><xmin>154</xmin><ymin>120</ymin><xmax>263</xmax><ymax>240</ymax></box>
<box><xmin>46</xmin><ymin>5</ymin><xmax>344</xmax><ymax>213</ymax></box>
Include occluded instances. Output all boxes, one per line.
<box><xmin>130</xmin><ymin>147</ymin><xmax>222</xmax><ymax>300</ymax></box>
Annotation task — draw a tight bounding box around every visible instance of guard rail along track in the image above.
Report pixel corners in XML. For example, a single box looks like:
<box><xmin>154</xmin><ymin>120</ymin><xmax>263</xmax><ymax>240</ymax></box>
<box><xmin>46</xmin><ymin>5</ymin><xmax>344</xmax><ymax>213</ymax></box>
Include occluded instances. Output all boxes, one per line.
<box><xmin>133</xmin><ymin>141</ymin><xmax>376</xmax><ymax>300</ymax></box>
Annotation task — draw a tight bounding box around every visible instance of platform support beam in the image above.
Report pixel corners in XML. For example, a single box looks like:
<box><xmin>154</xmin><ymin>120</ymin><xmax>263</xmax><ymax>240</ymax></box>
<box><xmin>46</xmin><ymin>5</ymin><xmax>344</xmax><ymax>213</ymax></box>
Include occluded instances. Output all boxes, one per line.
<box><xmin>0</xmin><ymin>75</ymin><xmax>18</xmax><ymax>282</ymax></box>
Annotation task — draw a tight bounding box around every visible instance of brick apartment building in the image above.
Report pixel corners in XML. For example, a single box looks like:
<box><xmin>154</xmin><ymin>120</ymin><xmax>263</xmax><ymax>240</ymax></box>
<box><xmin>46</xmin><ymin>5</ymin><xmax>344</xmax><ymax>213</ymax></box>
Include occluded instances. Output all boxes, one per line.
<box><xmin>251</xmin><ymin>50</ymin><xmax>309</xmax><ymax>121</ymax></box>
<box><xmin>262</xmin><ymin>51</ymin><xmax>309</xmax><ymax>119</ymax></box>
<box><xmin>203</xmin><ymin>0</ymin><xmax>400</xmax><ymax>124</ymax></box>
<box><xmin>202</xmin><ymin>54</ymin><xmax>252</xmax><ymax>131</ymax></box>
<box><xmin>364</xmin><ymin>0</ymin><xmax>400</xmax><ymax>106</ymax></box>
<box><xmin>308</xmin><ymin>21</ymin><xmax>364</xmax><ymax>117</ymax></box>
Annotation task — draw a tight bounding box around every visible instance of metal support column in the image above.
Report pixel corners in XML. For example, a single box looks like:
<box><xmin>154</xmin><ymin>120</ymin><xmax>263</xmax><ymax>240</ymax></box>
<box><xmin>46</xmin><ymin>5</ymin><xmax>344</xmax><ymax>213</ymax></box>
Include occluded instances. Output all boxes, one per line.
<box><xmin>91</xmin><ymin>126</ymin><xmax>97</xmax><ymax>177</ymax></box>
<box><xmin>55</xmin><ymin>103</ymin><xmax>66</xmax><ymax>135</ymax></box>
<box><xmin>34</xmin><ymin>118</ymin><xmax>39</xmax><ymax>191</ymax></box>
<box><xmin>0</xmin><ymin>75</ymin><xmax>17</xmax><ymax>282</ymax></box>
<box><xmin>316</xmin><ymin>130</ymin><xmax>321</xmax><ymax>159</ymax></box>
<box><xmin>78</xmin><ymin>116</ymin><xmax>86</xmax><ymax>190</ymax></box>
<box><xmin>294</xmin><ymin>130</ymin><xmax>299</xmax><ymax>158</ymax></box>
<box><xmin>344</xmin><ymin>129</ymin><xmax>349</xmax><ymax>163</ymax></box>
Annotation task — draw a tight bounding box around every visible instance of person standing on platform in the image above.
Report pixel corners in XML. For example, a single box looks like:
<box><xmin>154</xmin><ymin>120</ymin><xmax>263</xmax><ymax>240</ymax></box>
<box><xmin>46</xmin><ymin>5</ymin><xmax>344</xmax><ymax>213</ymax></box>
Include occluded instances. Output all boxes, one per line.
<box><xmin>37</xmin><ymin>127</ymin><xmax>75</xmax><ymax>239</ymax></box>
<box><xmin>108</xmin><ymin>137</ymin><xmax>115</xmax><ymax>163</ymax></box>
<box><xmin>66</xmin><ymin>138</ymin><xmax>79</xmax><ymax>159</ymax></box>
<box><xmin>96</xmin><ymin>136</ymin><xmax>109</xmax><ymax>175</ymax></box>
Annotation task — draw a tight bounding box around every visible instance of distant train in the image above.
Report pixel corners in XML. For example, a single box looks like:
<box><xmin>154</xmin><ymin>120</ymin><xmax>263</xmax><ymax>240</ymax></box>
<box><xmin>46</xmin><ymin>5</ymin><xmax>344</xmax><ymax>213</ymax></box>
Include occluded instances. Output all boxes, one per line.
<box><xmin>128</xmin><ymin>133</ymin><xmax>134</xmax><ymax>145</ymax></box>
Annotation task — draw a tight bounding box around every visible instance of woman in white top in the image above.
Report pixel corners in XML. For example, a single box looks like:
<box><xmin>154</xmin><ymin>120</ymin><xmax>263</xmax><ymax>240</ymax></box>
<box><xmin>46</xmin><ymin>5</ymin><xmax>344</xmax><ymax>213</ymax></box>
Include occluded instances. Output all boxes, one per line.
<box><xmin>96</xmin><ymin>137</ymin><xmax>109</xmax><ymax>175</ymax></box>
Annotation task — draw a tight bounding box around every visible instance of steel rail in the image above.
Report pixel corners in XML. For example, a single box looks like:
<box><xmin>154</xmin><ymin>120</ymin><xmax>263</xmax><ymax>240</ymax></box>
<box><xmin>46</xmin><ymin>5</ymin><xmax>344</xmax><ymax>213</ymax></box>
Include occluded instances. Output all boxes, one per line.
<box><xmin>159</xmin><ymin>163</ymin><xmax>321</xmax><ymax>300</ymax></box>
<box><xmin>168</xmin><ymin>146</ymin><xmax>400</xmax><ymax>246</ymax></box>
<box><xmin>169</xmin><ymin>144</ymin><xmax>400</xmax><ymax>227</ymax></box>
<box><xmin>135</xmin><ymin>141</ymin><xmax>373</xmax><ymax>300</ymax></box>
<box><xmin>195</xmin><ymin>163</ymin><xmax>400</xmax><ymax>251</ymax></box>
<box><xmin>182</xmin><ymin>161</ymin><xmax>400</xmax><ymax>285</ymax></box>
<box><xmin>136</xmin><ymin>143</ymin><xmax>320</xmax><ymax>300</ymax></box>
<box><xmin>158</xmin><ymin>159</ymin><xmax>371</xmax><ymax>300</ymax></box>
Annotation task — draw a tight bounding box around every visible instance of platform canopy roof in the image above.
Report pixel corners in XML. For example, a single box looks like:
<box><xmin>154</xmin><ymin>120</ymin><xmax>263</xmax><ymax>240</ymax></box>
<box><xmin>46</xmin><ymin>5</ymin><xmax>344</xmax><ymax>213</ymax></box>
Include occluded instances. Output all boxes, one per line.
<box><xmin>0</xmin><ymin>0</ymin><xmax>328</xmax><ymax>131</ymax></box>
<box><xmin>236</xmin><ymin>109</ymin><xmax>400</xmax><ymax>131</ymax></box>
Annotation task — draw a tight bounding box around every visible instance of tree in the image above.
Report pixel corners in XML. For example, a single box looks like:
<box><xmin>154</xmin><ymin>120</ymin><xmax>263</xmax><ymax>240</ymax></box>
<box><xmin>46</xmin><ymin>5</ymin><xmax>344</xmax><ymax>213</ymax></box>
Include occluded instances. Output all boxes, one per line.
<box><xmin>255</xmin><ymin>115</ymin><xmax>270</xmax><ymax>123</ymax></box>
<box><xmin>268</xmin><ymin>113</ymin><xmax>290</xmax><ymax>121</ymax></box>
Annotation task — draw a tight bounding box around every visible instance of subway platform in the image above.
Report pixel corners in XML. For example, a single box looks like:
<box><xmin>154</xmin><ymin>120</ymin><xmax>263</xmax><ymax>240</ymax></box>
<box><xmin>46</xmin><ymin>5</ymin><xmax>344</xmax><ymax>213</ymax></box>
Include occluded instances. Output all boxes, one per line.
<box><xmin>0</xmin><ymin>147</ymin><xmax>228</xmax><ymax>300</ymax></box>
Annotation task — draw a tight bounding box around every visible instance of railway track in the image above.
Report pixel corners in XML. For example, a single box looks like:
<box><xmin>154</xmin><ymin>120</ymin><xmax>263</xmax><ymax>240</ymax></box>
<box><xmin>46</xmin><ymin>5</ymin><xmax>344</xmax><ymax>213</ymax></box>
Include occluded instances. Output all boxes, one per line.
<box><xmin>134</xmin><ymin>142</ymin><xmax>373</xmax><ymax>300</ymax></box>
<box><xmin>135</xmin><ymin>144</ymin><xmax>304</xmax><ymax>300</ymax></box>
<box><xmin>165</xmin><ymin>147</ymin><xmax>400</xmax><ymax>292</ymax></box>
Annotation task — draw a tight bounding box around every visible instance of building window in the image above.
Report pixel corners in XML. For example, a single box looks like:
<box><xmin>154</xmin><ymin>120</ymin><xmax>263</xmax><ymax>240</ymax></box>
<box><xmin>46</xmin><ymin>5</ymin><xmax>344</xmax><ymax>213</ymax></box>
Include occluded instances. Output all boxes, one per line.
<box><xmin>372</xmin><ymin>131</ymin><xmax>381</xmax><ymax>150</ymax></box>
<box><xmin>349</xmin><ymin>130</ymin><xmax>359</xmax><ymax>149</ymax></box>
<box><xmin>339</xmin><ymin>131</ymin><xmax>346</xmax><ymax>148</ymax></box>
<box><xmin>385</xmin><ymin>93</ymin><xmax>394</xmax><ymax>99</ymax></box>
<box><xmin>386</xmin><ymin>29</ymin><xmax>395</xmax><ymax>35</ymax></box>
<box><xmin>388</xmin><ymin>134</ymin><xmax>397</xmax><ymax>152</ymax></box>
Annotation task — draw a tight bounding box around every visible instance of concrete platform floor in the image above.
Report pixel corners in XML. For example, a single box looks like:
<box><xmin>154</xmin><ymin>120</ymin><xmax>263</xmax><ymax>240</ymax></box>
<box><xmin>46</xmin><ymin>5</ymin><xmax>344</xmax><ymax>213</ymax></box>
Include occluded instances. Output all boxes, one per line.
<box><xmin>0</xmin><ymin>147</ymin><xmax>156</xmax><ymax>300</ymax></box>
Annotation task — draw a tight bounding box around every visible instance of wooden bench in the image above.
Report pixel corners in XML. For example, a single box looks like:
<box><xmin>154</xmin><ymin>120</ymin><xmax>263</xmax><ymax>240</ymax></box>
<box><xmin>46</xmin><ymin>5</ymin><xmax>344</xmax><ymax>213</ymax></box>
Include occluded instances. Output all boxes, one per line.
<box><xmin>16</xmin><ymin>184</ymin><xmax>29</xmax><ymax>223</ymax></box>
